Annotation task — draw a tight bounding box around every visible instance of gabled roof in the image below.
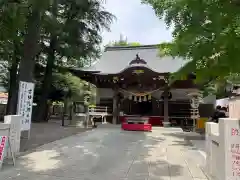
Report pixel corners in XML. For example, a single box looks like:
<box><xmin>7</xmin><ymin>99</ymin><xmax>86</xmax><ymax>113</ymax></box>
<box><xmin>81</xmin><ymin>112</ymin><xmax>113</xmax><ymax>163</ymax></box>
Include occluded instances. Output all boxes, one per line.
<box><xmin>79</xmin><ymin>44</ymin><xmax>188</xmax><ymax>75</ymax></box>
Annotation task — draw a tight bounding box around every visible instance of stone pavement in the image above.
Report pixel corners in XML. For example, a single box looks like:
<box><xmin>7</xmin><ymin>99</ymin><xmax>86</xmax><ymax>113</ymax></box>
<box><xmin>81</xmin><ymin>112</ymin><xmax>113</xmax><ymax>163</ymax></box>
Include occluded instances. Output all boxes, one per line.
<box><xmin>20</xmin><ymin>120</ymin><xmax>89</xmax><ymax>152</ymax></box>
<box><xmin>0</xmin><ymin>126</ymin><xmax>207</xmax><ymax>180</ymax></box>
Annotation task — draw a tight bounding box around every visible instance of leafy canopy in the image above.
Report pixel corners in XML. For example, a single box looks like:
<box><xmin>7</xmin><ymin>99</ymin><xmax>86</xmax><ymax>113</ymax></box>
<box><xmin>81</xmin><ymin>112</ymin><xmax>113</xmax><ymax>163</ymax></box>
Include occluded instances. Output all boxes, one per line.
<box><xmin>143</xmin><ymin>0</ymin><xmax>240</xmax><ymax>83</ymax></box>
<box><xmin>107</xmin><ymin>34</ymin><xmax>141</xmax><ymax>47</ymax></box>
<box><xmin>0</xmin><ymin>0</ymin><xmax>114</xmax><ymax>104</ymax></box>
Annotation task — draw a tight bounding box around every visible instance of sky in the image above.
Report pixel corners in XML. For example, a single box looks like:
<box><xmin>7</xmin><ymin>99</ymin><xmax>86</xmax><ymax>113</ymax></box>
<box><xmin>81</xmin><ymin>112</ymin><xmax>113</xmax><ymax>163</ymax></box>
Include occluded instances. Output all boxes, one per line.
<box><xmin>101</xmin><ymin>0</ymin><xmax>173</xmax><ymax>46</ymax></box>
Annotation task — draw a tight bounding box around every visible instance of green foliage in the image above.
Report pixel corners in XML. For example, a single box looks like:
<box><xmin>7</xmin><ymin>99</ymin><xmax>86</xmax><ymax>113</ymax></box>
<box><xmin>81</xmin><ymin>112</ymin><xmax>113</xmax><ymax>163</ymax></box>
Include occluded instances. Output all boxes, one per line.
<box><xmin>0</xmin><ymin>1</ymin><xmax>26</xmax><ymax>62</ymax></box>
<box><xmin>52</xmin><ymin>72</ymin><xmax>96</xmax><ymax>102</ymax></box>
<box><xmin>39</xmin><ymin>0</ymin><xmax>114</xmax><ymax>105</ymax></box>
<box><xmin>40</xmin><ymin>0</ymin><xmax>115</xmax><ymax>65</ymax></box>
<box><xmin>52</xmin><ymin>72</ymin><xmax>85</xmax><ymax>98</ymax></box>
<box><xmin>143</xmin><ymin>0</ymin><xmax>240</xmax><ymax>83</ymax></box>
<box><xmin>107</xmin><ymin>34</ymin><xmax>141</xmax><ymax>47</ymax></box>
<box><xmin>109</xmin><ymin>41</ymin><xmax>141</xmax><ymax>47</ymax></box>
<box><xmin>0</xmin><ymin>0</ymin><xmax>114</xmax><ymax>105</ymax></box>
<box><xmin>225</xmin><ymin>73</ymin><xmax>240</xmax><ymax>85</ymax></box>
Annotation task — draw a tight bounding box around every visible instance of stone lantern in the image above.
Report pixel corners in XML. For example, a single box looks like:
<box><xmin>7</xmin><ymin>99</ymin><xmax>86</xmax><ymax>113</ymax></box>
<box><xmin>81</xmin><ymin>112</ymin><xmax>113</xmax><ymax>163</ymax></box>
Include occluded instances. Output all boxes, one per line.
<box><xmin>188</xmin><ymin>92</ymin><xmax>203</xmax><ymax>108</ymax></box>
<box><xmin>187</xmin><ymin>91</ymin><xmax>203</xmax><ymax>131</ymax></box>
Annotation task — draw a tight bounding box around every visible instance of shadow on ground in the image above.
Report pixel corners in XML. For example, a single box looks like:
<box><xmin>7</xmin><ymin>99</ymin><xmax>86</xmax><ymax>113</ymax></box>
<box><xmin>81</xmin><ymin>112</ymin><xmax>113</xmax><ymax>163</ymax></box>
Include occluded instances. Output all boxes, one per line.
<box><xmin>20</xmin><ymin>120</ymin><xmax>90</xmax><ymax>153</ymax></box>
<box><xmin>1</xmin><ymin>127</ymin><xmax>200</xmax><ymax>180</ymax></box>
<box><xmin>162</xmin><ymin>131</ymin><xmax>205</xmax><ymax>148</ymax></box>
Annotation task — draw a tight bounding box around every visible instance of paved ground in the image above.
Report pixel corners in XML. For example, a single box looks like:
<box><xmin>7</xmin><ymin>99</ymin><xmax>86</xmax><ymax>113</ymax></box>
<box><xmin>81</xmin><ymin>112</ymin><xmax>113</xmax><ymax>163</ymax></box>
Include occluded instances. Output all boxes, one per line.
<box><xmin>20</xmin><ymin>120</ymin><xmax>89</xmax><ymax>152</ymax></box>
<box><xmin>181</xmin><ymin>132</ymin><xmax>206</xmax><ymax>160</ymax></box>
<box><xmin>1</xmin><ymin>126</ymin><xmax>207</xmax><ymax>180</ymax></box>
<box><xmin>189</xmin><ymin>139</ymin><xmax>206</xmax><ymax>160</ymax></box>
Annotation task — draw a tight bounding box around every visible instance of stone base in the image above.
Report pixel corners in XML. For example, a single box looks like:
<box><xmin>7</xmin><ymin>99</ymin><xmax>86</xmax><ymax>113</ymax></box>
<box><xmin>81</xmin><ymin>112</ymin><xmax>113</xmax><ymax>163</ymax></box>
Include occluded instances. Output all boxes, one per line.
<box><xmin>69</xmin><ymin>115</ymin><xmax>87</xmax><ymax>128</ymax></box>
<box><xmin>162</xmin><ymin>122</ymin><xmax>171</xmax><ymax>127</ymax></box>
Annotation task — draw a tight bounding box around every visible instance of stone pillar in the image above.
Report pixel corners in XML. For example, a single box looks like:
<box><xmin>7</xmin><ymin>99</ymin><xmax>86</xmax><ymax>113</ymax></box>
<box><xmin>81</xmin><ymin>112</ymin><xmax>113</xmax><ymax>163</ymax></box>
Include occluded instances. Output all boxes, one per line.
<box><xmin>112</xmin><ymin>90</ymin><xmax>118</xmax><ymax>124</ymax></box>
<box><xmin>229</xmin><ymin>96</ymin><xmax>240</xmax><ymax>118</ymax></box>
<box><xmin>206</xmin><ymin>118</ymin><xmax>240</xmax><ymax>180</ymax></box>
<box><xmin>205</xmin><ymin>122</ymin><xmax>219</xmax><ymax>177</ymax></box>
<box><xmin>4</xmin><ymin>115</ymin><xmax>22</xmax><ymax>157</ymax></box>
<box><xmin>0</xmin><ymin>124</ymin><xmax>10</xmax><ymax>137</ymax></box>
<box><xmin>205</xmin><ymin>96</ymin><xmax>240</xmax><ymax>180</ymax></box>
<box><xmin>163</xmin><ymin>89</ymin><xmax>170</xmax><ymax>127</ymax></box>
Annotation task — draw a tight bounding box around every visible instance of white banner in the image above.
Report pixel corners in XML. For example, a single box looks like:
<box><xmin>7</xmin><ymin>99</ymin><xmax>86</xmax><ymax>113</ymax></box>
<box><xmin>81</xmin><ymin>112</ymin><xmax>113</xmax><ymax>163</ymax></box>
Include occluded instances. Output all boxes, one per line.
<box><xmin>17</xmin><ymin>81</ymin><xmax>34</xmax><ymax>131</ymax></box>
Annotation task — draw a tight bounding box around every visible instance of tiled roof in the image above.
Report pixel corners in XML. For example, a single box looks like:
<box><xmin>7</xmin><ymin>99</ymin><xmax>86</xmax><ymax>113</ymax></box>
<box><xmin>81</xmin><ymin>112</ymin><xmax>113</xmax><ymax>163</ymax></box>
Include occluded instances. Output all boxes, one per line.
<box><xmin>79</xmin><ymin>45</ymin><xmax>188</xmax><ymax>74</ymax></box>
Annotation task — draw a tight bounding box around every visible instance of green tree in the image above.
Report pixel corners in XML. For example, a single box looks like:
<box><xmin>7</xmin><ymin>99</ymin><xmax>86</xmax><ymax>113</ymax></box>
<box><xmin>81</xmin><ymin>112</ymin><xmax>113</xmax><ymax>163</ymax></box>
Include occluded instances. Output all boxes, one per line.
<box><xmin>0</xmin><ymin>1</ymin><xmax>28</xmax><ymax>114</ymax></box>
<box><xmin>0</xmin><ymin>0</ymin><xmax>114</xmax><ymax>121</ymax></box>
<box><xmin>51</xmin><ymin>72</ymin><xmax>95</xmax><ymax>102</ymax></box>
<box><xmin>0</xmin><ymin>0</ymin><xmax>52</xmax><ymax>115</ymax></box>
<box><xmin>107</xmin><ymin>34</ymin><xmax>141</xmax><ymax>46</ymax></box>
<box><xmin>143</xmin><ymin>0</ymin><xmax>240</xmax><ymax>84</ymax></box>
<box><xmin>35</xmin><ymin>0</ymin><xmax>114</xmax><ymax>121</ymax></box>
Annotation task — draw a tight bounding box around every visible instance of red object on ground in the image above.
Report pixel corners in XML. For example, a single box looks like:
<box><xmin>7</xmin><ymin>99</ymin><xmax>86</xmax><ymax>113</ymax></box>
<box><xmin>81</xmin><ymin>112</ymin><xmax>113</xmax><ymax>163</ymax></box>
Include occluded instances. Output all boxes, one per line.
<box><xmin>119</xmin><ymin>116</ymin><xmax>126</xmax><ymax>123</ymax></box>
<box><xmin>121</xmin><ymin>123</ymin><xmax>152</xmax><ymax>132</ymax></box>
<box><xmin>120</xmin><ymin>116</ymin><xmax>163</xmax><ymax>126</ymax></box>
<box><xmin>148</xmin><ymin>116</ymin><xmax>163</xmax><ymax>126</ymax></box>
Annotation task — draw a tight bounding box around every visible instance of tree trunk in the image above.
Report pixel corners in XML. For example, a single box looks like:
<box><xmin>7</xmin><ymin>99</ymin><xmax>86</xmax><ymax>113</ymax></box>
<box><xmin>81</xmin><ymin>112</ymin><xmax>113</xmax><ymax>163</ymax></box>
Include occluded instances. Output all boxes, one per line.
<box><xmin>18</xmin><ymin>9</ymin><xmax>41</xmax><ymax>83</ymax></box>
<box><xmin>6</xmin><ymin>42</ymin><xmax>20</xmax><ymax>115</ymax></box>
<box><xmin>112</xmin><ymin>89</ymin><xmax>119</xmax><ymax>124</ymax></box>
<box><xmin>35</xmin><ymin>37</ymin><xmax>56</xmax><ymax>122</ymax></box>
<box><xmin>16</xmin><ymin>9</ymin><xmax>41</xmax><ymax>124</ymax></box>
<box><xmin>35</xmin><ymin>0</ymin><xmax>58</xmax><ymax>122</ymax></box>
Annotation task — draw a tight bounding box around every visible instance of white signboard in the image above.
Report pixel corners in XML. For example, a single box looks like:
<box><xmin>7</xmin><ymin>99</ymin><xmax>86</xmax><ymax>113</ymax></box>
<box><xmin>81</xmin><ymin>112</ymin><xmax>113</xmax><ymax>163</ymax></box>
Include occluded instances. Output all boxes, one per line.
<box><xmin>17</xmin><ymin>81</ymin><xmax>34</xmax><ymax>131</ymax></box>
<box><xmin>226</xmin><ymin>127</ymin><xmax>240</xmax><ymax>179</ymax></box>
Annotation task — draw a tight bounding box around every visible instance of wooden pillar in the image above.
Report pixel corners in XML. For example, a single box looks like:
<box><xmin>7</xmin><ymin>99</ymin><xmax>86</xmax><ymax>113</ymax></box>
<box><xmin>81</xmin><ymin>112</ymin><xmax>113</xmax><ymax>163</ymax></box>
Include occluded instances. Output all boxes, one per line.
<box><xmin>112</xmin><ymin>89</ymin><xmax>118</xmax><ymax>124</ymax></box>
<box><xmin>163</xmin><ymin>77</ymin><xmax>170</xmax><ymax>126</ymax></box>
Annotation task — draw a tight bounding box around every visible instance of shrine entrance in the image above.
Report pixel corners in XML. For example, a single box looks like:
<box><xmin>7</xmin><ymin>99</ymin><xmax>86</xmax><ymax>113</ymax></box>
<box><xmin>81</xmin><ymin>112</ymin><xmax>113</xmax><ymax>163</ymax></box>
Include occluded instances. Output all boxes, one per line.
<box><xmin>70</xmin><ymin>45</ymin><xmax>199</xmax><ymax>127</ymax></box>
<box><xmin>137</xmin><ymin>100</ymin><xmax>152</xmax><ymax>115</ymax></box>
<box><xmin>121</xmin><ymin>98</ymin><xmax>153</xmax><ymax>116</ymax></box>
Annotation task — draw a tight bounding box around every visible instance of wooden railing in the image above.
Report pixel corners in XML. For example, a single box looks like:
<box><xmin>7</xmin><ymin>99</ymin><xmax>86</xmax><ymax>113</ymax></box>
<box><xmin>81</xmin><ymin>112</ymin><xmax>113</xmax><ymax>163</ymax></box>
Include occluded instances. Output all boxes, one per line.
<box><xmin>89</xmin><ymin>106</ymin><xmax>112</xmax><ymax>115</ymax></box>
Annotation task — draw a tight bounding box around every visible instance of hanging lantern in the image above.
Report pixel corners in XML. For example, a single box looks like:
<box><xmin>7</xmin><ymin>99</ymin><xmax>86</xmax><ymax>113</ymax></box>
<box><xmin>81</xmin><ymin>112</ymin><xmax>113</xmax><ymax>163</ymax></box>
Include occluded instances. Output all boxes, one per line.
<box><xmin>139</xmin><ymin>96</ymin><xmax>142</xmax><ymax>102</ymax></box>
<box><xmin>129</xmin><ymin>95</ymin><xmax>132</xmax><ymax>100</ymax></box>
<box><xmin>148</xmin><ymin>94</ymin><xmax>152</xmax><ymax>100</ymax></box>
<box><xmin>143</xmin><ymin>96</ymin><xmax>147</xmax><ymax>101</ymax></box>
<box><xmin>113</xmin><ymin>76</ymin><xmax>119</xmax><ymax>83</ymax></box>
<box><xmin>134</xmin><ymin>96</ymin><xmax>137</xmax><ymax>102</ymax></box>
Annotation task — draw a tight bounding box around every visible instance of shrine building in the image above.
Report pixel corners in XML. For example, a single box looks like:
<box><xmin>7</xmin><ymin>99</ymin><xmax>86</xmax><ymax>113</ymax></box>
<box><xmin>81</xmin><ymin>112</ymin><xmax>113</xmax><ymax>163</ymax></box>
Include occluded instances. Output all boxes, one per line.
<box><xmin>70</xmin><ymin>44</ymin><xmax>199</xmax><ymax>126</ymax></box>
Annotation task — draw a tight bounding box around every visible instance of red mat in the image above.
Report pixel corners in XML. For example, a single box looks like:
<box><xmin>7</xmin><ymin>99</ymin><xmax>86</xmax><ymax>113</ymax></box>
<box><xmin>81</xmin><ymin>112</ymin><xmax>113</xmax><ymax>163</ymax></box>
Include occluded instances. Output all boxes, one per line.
<box><xmin>121</xmin><ymin>123</ymin><xmax>152</xmax><ymax>132</ymax></box>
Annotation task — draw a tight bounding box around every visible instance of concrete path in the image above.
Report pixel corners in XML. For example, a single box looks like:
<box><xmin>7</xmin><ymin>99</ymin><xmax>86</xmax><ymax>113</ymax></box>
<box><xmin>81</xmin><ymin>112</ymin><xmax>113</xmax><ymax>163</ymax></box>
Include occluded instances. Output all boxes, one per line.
<box><xmin>1</xmin><ymin>126</ymin><xmax>207</xmax><ymax>180</ymax></box>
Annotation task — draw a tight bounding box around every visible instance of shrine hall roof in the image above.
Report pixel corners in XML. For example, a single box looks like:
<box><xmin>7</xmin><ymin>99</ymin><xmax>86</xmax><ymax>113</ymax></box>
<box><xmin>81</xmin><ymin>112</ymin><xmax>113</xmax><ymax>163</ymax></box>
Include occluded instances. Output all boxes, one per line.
<box><xmin>79</xmin><ymin>44</ymin><xmax>188</xmax><ymax>74</ymax></box>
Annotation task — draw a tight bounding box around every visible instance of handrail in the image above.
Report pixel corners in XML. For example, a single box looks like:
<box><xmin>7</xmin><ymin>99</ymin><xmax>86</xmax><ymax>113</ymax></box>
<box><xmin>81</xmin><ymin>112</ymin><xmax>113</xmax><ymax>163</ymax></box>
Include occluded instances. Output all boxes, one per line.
<box><xmin>89</xmin><ymin>106</ymin><xmax>112</xmax><ymax>113</ymax></box>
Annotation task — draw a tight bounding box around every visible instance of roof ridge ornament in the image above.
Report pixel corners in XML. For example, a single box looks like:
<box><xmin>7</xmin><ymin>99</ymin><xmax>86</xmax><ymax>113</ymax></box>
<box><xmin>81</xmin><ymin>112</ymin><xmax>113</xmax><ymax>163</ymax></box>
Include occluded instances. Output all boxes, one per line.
<box><xmin>129</xmin><ymin>54</ymin><xmax>147</xmax><ymax>65</ymax></box>
<box><xmin>136</xmin><ymin>54</ymin><xmax>140</xmax><ymax>60</ymax></box>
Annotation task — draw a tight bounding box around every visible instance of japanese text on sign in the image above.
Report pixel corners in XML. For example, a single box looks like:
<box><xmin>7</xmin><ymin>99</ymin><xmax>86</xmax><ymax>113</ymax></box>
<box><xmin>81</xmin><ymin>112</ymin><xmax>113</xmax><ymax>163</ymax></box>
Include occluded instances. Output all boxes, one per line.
<box><xmin>17</xmin><ymin>81</ymin><xmax>34</xmax><ymax>131</ymax></box>
<box><xmin>231</xmin><ymin>128</ymin><xmax>240</xmax><ymax>136</ymax></box>
<box><xmin>231</xmin><ymin>143</ymin><xmax>240</xmax><ymax>177</ymax></box>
